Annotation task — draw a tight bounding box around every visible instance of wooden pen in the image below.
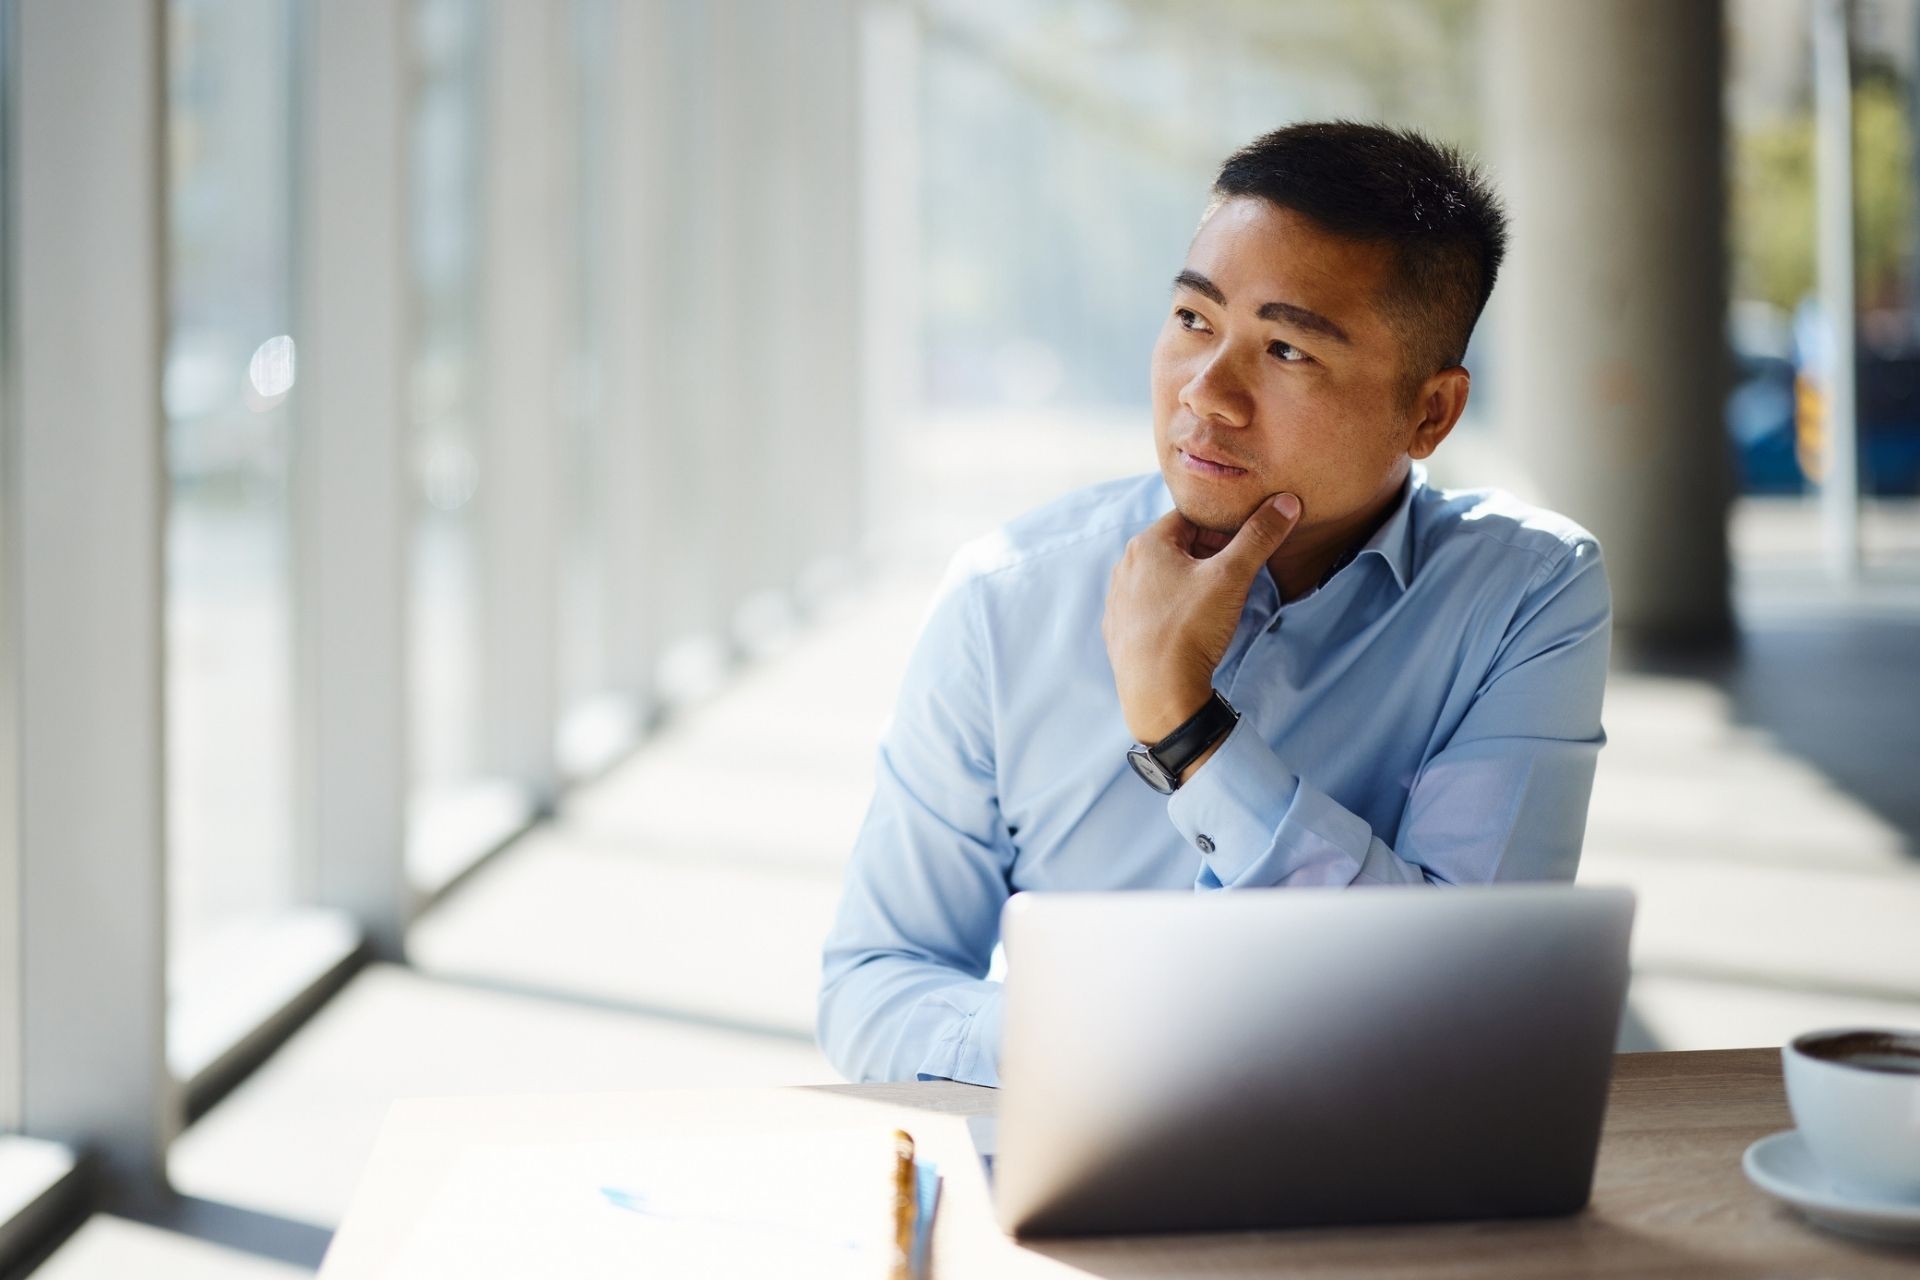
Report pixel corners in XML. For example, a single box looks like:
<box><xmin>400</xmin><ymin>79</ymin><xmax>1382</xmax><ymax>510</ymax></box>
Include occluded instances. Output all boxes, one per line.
<box><xmin>890</xmin><ymin>1129</ymin><xmax>917</xmax><ymax>1280</ymax></box>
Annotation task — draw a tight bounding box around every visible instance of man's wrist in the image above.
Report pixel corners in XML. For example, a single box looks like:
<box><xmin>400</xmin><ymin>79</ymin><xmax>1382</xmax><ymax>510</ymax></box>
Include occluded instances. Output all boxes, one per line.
<box><xmin>1177</xmin><ymin>734</ymin><xmax>1229</xmax><ymax>786</ymax></box>
<box><xmin>1135</xmin><ymin>686</ymin><xmax>1215</xmax><ymax>744</ymax></box>
<box><xmin>1126</xmin><ymin>690</ymin><xmax>1240</xmax><ymax>795</ymax></box>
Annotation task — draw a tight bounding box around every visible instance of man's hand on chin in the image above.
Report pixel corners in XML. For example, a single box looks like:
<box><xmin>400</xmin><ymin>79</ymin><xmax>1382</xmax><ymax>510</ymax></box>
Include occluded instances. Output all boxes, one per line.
<box><xmin>1102</xmin><ymin>491</ymin><xmax>1302</xmax><ymax>775</ymax></box>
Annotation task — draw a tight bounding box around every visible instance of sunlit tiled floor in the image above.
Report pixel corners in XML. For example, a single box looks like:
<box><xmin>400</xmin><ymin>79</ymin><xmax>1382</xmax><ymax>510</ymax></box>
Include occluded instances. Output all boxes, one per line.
<box><xmin>29</xmin><ymin>419</ymin><xmax>1920</xmax><ymax>1276</ymax></box>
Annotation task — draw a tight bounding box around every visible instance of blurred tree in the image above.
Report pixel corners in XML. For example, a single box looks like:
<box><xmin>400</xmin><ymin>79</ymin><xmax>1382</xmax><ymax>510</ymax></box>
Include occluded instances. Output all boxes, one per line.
<box><xmin>1733</xmin><ymin>71</ymin><xmax>1914</xmax><ymax>311</ymax></box>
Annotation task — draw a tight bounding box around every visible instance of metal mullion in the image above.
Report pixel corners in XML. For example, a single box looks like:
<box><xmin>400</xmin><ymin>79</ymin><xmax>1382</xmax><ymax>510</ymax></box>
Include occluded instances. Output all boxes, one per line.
<box><xmin>0</xmin><ymin>0</ymin><xmax>21</xmax><ymax>1141</ymax></box>
<box><xmin>475</xmin><ymin>0</ymin><xmax>561</xmax><ymax>802</ymax></box>
<box><xmin>15</xmin><ymin>0</ymin><xmax>173</xmax><ymax>1183</ymax></box>
<box><xmin>1813</xmin><ymin>0</ymin><xmax>1859</xmax><ymax>579</ymax></box>
<box><xmin>293</xmin><ymin>0</ymin><xmax>411</xmax><ymax>958</ymax></box>
<box><xmin>772</xmin><ymin>5</ymin><xmax>822</xmax><ymax>591</ymax></box>
<box><xmin>599</xmin><ymin>0</ymin><xmax>668</xmax><ymax>720</ymax></box>
<box><xmin>760</xmin><ymin>0</ymin><xmax>812</xmax><ymax>600</ymax></box>
<box><xmin>858</xmin><ymin>0</ymin><xmax>920</xmax><ymax>568</ymax></box>
<box><xmin>688</xmin><ymin>2</ymin><xmax>746</xmax><ymax>651</ymax></box>
<box><xmin>725</xmin><ymin>0</ymin><xmax>786</xmax><ymax>618</ymax></box>
<box><xmin>795</xmin><ymin>0</ymin><xmax>865</xmax><ymax>577</ymax></box>
<box><xmin>783</xmin><ymin>2</ymin><xmax>846</xmax><ymax>591</ymax></box>
<box><xmin>809</xmin><ymin>0</ymin><xmax>863</xmax><ymax>579</ymax></box>
<box><xmin>642</xmin><ymin>1</ymin><xmax>722</xmax><ymax>675</ymax></box>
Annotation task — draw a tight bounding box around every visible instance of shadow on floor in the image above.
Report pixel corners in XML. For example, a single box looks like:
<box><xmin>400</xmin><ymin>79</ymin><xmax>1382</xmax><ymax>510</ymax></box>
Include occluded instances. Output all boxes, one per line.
<box><xmin>1624</xmin><ymin>612</ymin><xmax>1920</xmax><ymax>861</ymax></box>
<box><xmin>103</xmin><ymin>1187</ymin><xmax>332</xmax><ymax>1271</ymax></box>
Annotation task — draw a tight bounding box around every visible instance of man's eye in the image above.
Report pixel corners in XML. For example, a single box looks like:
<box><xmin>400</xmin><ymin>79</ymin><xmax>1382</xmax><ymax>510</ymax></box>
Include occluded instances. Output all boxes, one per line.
<box><xmin>1175</xmin><ymin>307</ymin><xmax>1210</xmax><ymax>333</ymax></box>
<box><xmin>1269</xmin><ymin>340</ymin><xmax>1308</xmax><ymax>363</ymax></box>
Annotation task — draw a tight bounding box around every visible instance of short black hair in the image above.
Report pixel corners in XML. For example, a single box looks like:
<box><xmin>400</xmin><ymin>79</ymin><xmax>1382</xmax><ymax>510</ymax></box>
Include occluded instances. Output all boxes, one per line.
<box><xmin>1210</xmin><ymin>121</ymin><xmax>1508</xmax><ymax>384</ymax></box>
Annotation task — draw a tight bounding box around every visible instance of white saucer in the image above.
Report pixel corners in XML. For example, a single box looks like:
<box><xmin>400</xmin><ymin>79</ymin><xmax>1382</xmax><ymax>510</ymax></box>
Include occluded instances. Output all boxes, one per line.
<box><xmin>1743</xmin><ymin>1130</ymin><xmax>1920</xmax><ymax>1245</ymax></box>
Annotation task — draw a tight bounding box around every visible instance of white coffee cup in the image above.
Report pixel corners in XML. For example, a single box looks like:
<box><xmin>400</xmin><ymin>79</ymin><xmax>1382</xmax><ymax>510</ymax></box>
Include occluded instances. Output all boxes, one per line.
<box><xmin>1782</xmin><ymin>1027</ymin><xmax>1920</xmax><ymax>1203</ymax></box>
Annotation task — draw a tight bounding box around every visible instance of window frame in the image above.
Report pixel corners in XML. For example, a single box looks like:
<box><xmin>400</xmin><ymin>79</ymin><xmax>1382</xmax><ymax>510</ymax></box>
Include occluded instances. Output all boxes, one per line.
<box><xmin>12</xmin><ymin>0</ymin><xmax>172</xmax><ymax>1195</ymax></box>
<box><xmin>0</xmin><ymin>0</ymin><xmax>24</xmax><ymax>1146</ymax></box>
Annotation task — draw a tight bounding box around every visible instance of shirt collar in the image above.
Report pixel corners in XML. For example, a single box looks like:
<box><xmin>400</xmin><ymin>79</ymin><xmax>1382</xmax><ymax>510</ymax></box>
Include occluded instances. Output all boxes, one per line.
<box><xmin>1149</xmin><ymin>461</ymin><xmax>1423</xmax><ymax>594</ymax></box>
<box><xmin>1348</xmin><ymin>462</ymin><xmax>1422</xmax><ymax>592</ymax></box>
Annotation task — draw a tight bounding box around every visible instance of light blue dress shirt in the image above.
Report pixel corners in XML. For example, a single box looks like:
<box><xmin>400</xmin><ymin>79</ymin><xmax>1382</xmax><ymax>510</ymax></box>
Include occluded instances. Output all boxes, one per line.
<box><xmin>817</xmin><ymin>464</ymin><xmax>1611</xmax><ymax>1087</ymax></box>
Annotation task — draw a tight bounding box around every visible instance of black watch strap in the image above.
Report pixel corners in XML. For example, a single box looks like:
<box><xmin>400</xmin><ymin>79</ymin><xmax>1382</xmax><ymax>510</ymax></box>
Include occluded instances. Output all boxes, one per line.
<box><xmin>1126</xmin><ymin>691</ymin><xmax>1239</xmax><ymax>794</ymax></box>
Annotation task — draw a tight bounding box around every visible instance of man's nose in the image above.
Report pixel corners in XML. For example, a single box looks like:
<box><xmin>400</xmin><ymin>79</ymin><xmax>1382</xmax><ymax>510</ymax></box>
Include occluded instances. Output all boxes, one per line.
<box><xmin>1180</xmin><ymin>347</ymin><xmax>1255</xmax><ymax>428</ymax></box>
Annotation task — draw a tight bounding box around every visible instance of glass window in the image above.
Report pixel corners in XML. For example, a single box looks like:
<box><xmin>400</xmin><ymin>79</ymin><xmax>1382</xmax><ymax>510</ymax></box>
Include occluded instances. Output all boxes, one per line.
<box><xmin>162</xmin><ymin>0</ymin><xmax>299</xmax><ymax>1036</ymax></box>
<box><xmin>1727</xmin><ymin>1</ymin><xmax>1920</xmax><ymax>504</ymax></box>
<box><xmin>917</xmin><ymin>0</ymin><xmax>1483</xmax><ymax>413</ymax></box>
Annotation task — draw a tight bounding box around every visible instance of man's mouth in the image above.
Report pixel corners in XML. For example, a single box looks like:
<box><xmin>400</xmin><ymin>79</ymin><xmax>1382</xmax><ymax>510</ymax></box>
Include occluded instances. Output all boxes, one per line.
<box><xmin>1177</xmin><ymin>447</ymin><xmax>1248</xmax><ymax>478</ymax></box>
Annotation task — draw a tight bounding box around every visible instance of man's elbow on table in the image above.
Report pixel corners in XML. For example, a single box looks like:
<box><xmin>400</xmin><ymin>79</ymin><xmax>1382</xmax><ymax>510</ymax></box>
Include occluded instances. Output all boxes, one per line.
<box><xmin>815</xmin><ymin>987</ymin><xmax>864</xmax><ymax>1084</ymax></box>
<box><xmin>816</xmin><ymin>957</ymin><xmax>910</xmax><ymax>1085</ymax></box>
<box><xmin>819</xmin><ymin>957</ymin><xmax>1007</xmax><ymax>1086</ymax></box>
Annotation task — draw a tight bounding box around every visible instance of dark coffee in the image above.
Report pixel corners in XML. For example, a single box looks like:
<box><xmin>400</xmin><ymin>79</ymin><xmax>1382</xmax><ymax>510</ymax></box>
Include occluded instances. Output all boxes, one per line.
<box><xmin>1794</xmin><ymin>1030</ymin><xmax>1920</xmax><ymax>1076</ymax></box>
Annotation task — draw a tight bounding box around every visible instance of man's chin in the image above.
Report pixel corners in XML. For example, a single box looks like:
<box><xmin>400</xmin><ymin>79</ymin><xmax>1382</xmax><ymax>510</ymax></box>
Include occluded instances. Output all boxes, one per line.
<box><xmin>1162</xmin><ymin>461</ymin><xmax>1287</xmax><ymax>531</ymax></box>
<box><xmin>1169</xmin><ymin>487</ymin><xmax>1265</xmax><ymax>539</ymax></box>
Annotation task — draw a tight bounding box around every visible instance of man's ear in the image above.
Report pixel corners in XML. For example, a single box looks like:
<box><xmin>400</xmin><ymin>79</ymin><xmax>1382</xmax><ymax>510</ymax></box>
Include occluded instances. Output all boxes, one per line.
<box><xmin>1406</xmin><ymin>366</ymin><xmax>1470</xmax><ymax>460</ymax></box>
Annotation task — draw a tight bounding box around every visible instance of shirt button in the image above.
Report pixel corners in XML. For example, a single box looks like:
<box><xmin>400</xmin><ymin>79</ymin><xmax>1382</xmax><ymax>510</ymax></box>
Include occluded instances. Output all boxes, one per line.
<box><xmin>1196</xmin><ymin>834</ymin><xmax>1216</xmax><ymax>856</ymax></box>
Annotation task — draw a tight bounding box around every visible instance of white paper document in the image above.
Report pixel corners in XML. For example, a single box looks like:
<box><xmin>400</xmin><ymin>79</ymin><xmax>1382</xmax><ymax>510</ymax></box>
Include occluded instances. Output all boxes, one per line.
<box><xmin>387</xmin><ymin>1129</ymin><xmax>921</xmax><ymax>1280</ymax></box>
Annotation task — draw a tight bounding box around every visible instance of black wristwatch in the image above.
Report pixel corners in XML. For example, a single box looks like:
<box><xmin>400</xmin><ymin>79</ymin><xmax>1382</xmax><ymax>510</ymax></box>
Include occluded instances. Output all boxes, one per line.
<box><xmin>1126</xmin><ymin>691</ymin><xmax>1240</xmax><ymax>795</ymax></box>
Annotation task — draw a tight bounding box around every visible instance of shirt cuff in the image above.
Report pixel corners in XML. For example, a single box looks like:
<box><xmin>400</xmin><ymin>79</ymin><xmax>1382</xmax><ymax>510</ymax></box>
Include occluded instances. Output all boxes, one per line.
<box><xmin>1166</xmin><ymin>719</ymin><xmax>1378</xmax><ymax>888</ymax></box>
<box><xmin>909</xmin><ymin>983</ymin><xmax>1003</xmax><ymax>1087</ymax></box>
<box><xmin>1166</xmin><ymin>719</ymin><xmax>1297</xmax><ymax>884</ymax></box>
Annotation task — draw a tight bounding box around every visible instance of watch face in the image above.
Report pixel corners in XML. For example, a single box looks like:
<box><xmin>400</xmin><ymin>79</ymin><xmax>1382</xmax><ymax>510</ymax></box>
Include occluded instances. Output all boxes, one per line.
<box><xmin>1127</xmin><ymin>746</ymin><xmax>1176</xmax><ymax>795</ymax></box>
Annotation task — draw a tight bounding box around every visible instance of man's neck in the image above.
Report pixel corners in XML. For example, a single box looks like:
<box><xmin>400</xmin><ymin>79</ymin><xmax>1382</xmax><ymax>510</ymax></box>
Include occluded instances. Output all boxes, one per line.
<box><xmin>1265</xmin><ymin>465</ymin><xmax>1409</xmax><ymax>601</ymax></box>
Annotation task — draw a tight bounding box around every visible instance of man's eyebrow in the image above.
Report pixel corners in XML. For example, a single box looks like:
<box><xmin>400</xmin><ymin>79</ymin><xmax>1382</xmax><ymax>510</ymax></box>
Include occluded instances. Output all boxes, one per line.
<box><xmin>1172</xmin><ymin>269</ymin><xmax>1228</xmax><ymax>307</ymax></box>
<box><xmin>1172</xmin><ymin>269</ymin><xmax>1352</xmax><ymax>346</ymax></box>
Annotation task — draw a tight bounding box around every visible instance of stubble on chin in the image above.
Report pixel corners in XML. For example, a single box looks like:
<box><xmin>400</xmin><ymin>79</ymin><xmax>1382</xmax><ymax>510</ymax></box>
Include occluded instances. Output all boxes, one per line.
<box><xmin>1171</xmin><ymin>484</ymin><xmax>1268</xmax><ymax>541</ymax></box>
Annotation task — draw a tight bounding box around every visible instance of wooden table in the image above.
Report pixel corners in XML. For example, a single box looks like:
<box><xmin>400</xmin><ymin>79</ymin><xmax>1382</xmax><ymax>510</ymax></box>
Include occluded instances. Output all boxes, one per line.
<box><xmin>319</xmin><ymin>1049</ymin><xmax>1920</xmax><ymax>1278</ymax></box>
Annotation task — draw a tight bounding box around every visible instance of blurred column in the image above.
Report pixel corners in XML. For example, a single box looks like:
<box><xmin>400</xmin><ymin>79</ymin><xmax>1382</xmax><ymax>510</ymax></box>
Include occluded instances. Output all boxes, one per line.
<box><xmin>1487</xmin><ymin>0</ymin><xmax>1732</xmax><ymax>647</ymax></box>
<box><xmin>11</xmin><ymin>0</ymin><xmax>172</xmax><ymax>1182</ymax></box>
<box><xmin>724</xmin><ymin>0</ymin><xmax>790</xmax><ymax>642</ymax></box>
<box><xmin>477</xmin><ymin>0</ymin><xmax>562</xmax><ymax>798</ymax></box>
<box><xmin>601</xmin><ymin>0</ymin><xmax>671</xmax><ymax>715</ymax></box>
<box><xmin>295</xmin><ymin>0</ymin><xmax>411</xmax><ymax>958</ymax></box>
<box><xmin>818</xmin><ymin>0</ymin><xmax>867</xmax><ymax>576</ymax></box>
<box><xmin>860</xmin><ymin>0</ymin><xmax>919</xmax><ymax>568</ymax></box>
<box><xmin>1910</xmin><ymin>1</ymin><xmax>1920</xmax><ymax>326</ymax></box>
<box><xmin>645</xmin><ymin>2</ymin><xmax>730</xmax><ymax>678</ymax></box>
<box><xmin>0</xmin><ymin>0</ymin><xmax>18</xmax><ymax>1140</ymax></box>
<box><xmin>1813</xmin><ymin>0</ymin><xmax>1860</xmax><ymax>580</ymax></box>
<box><xmin>758</xmin><ymin>1</ymin><xmax>807</xmax><ymax>598</ymax></box>
<box><xmin>680</xmin><ymin>2</ymin><xmax>748</xmax><ymax>652</ymax></box>
<box><xmin>773</xmin><ymin>0</ymin><xmax>864</xmax><ymax>595</ymax></box>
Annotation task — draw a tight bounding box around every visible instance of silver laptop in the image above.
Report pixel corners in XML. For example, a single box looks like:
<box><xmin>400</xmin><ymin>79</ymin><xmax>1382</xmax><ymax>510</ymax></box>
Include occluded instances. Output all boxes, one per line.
<box><xmin>978</xmin><ymin>884</ymin><xmax>1635</xmax><ymax>1237</ymax></box>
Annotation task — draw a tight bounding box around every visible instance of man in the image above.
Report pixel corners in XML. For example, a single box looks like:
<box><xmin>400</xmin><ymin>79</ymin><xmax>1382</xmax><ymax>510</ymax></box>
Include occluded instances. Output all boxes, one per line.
<box><xmin>818</xmin><ymin>122</ymin><xmax>1611</xmax><ymax>1087</ymax></box>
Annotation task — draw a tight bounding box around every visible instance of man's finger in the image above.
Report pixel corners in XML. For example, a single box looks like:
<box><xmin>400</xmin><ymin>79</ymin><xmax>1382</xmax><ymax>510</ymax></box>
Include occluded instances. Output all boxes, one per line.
<box><xmin>1215</xmin><ymin>492</ymin><xmax>1302</xmax><ymax>578</ymax></box>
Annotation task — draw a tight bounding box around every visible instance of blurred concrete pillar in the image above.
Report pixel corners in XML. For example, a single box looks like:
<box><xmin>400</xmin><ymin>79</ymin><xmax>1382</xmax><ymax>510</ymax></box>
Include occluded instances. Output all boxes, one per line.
<box><xmin>1486</xmin><ymin>0</ymin><xmax>1732</xmax><ymax>647</ymax></box>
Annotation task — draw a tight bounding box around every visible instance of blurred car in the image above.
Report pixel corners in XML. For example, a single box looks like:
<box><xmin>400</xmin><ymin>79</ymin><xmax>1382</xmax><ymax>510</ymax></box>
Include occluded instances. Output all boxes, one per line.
<box><xmin>1727</xmin><ymin>301</ymin><xmax>1805</xmax><ymax>494</ymax></box>
<box><xmin>1727</xmin><ymin>301</ymin><xmax>1920</xmax><ymax>496</ymax></box>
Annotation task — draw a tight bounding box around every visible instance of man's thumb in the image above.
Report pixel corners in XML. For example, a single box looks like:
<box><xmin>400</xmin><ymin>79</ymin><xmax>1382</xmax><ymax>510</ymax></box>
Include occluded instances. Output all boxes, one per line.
<box><xmin>1221</xmin><ymin>492</ymin><xmax>1302</xmax><ymax>571</ymax></box>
